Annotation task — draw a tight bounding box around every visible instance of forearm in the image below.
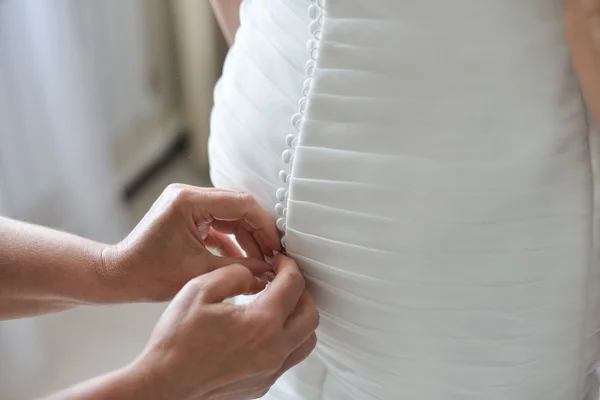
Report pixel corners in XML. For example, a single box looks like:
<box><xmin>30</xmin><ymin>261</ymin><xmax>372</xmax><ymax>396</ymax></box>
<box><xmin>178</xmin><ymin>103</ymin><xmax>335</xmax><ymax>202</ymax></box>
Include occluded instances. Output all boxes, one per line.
<box><xmin>210</xmin><ymin>0</ymin><xmax>241</xmax><ymax>46</ymax></box>
<box><xmin>43</xmin><ymin>364</ymin><xmax>154</xmax><ymax>400</ymax></box>
<box><xmin>565</xmin><ymin>0</ymin><xmax>600</xmax><ymax>124</ymax></box>
<box><xmin>0</xmin><ymin>217</ymin><xmax>113</xmax><ymax>319</ymax></box>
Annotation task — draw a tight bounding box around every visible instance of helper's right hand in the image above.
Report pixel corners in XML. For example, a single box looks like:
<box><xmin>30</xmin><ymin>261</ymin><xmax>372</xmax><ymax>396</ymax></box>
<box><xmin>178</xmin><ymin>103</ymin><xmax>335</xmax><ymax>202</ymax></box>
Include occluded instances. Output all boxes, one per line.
<box><xmin>131</xmin><ymin>254</ymin><xmax>319</xmax><ymax>400</ymax></box>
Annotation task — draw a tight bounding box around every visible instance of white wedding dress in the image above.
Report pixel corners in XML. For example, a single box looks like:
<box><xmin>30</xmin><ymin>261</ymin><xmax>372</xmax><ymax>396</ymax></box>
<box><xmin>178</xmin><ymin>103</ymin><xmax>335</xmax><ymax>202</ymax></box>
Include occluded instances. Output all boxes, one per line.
<box><xmin>209</xmin><ymin>0</ymin><xmax>600</xmax><ymax>398</ymax></box>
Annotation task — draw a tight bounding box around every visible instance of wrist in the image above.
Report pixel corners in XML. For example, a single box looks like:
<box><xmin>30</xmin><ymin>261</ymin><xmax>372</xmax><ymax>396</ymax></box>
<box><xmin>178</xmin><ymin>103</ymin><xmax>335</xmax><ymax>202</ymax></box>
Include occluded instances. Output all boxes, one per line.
<box><xmin>92</xmin><ymin>243</ymin><xmax>134</xmax><ymax>304</ymax></box>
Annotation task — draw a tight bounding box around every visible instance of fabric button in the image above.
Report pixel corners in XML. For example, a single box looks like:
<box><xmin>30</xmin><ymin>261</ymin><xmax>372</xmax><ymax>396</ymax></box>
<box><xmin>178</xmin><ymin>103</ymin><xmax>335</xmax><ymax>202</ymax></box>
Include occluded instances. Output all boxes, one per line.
<box><xmin>276</xmin><ymin>188</ymin><xmax>287</xmax><ymax>202</ymax></box>
<box><xmin>280</xmin><ymin>235</ymin><xmax>287</xmax><ymax>248</ymax></box>
<box><xmin>291</xmin><ymin>138</ymin><xmax>299</xmax><ymax>148</ymax></box>
<box><xmin>275</xmin><ymin>203</ymin><xmax>285</xmax><ymax>216</ymax></box>
<box><xmin>303</xmin><ymin>78</ymin><xmax>312</xmax><ymax>96</ymax></box>
<box><xmin>283</xmin><ymin>208</ymin><xmax>288</xmax><ymax>217</ymax></box>
<box><xmin>276</xmin><ymin>218</ymin><xmax>286</xmax><ymax>231</ymax></box>
<box><xmin>282</xmin><ymin>149</ymin><xmax>293</xmax><ymax>163</ymax></box>
<box><xmin>310</xmin><ymin>46</ymin><xmax>319</xmax><ymax>60</ymax></box>
<box><xmin>285</xmin><ymin>134</ymin><xmax>296</xmax><ymax>148</ymax></box>
<box><xmin>306</xmin><ymin>39</ymin><xmax>315</xmax><ymax>53</ymax></box>
<box><xmin>309</xmin><ymin>20</ymin><xmax>320</xmax><ymax>35</ymax></box>
<box><xmin>279</xmin><ymin>169</ymin><xmax>289</xmax><ymax>183</ymax></box>
<box><xmin>299</xmin><ymin>101</ymin><xmax>307</xmax><ymax>114</ymax></box>
<box><xmin>308</xmin><ymin>4</ymin><xmax>319</xmax><ymax>18</ymax></box>
<box><xmin>291</xmin><ymin>113</ymin><xmax>302</xmax><ymax>128</ymax></box>
<box><xmin>298</xmin><ymin>97</ymin><xmax>308</xmax><ymax>114</ymax></box>
<box><xmin>305</xmin><ymin>60</ymin><xmax>315</xmax><ymax>76</ymax></box>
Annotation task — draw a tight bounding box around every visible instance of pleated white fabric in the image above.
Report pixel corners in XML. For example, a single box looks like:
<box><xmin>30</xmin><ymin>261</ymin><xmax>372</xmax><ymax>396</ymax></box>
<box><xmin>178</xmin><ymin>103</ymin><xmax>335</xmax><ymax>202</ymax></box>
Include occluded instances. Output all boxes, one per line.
<box><xmin>209</xmin><ymin>0</ymin><xmax>600</xmax><ymax>398</ymax></box>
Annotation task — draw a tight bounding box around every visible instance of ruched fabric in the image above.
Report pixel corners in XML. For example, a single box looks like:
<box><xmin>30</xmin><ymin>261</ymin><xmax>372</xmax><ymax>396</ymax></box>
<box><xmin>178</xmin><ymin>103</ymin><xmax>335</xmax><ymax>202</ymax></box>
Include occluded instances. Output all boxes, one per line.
<box><xmin>209</xmin><ymin>0</ymin><xmax>600</xmax><ymax>398</ymax></box>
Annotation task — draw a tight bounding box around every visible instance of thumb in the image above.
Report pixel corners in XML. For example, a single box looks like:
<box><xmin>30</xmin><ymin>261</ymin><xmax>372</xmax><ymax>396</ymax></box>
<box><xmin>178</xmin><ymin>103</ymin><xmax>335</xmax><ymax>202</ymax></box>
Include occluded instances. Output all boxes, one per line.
<box><xmin>203</xmin><ymin>251</ymin><xmax>274</xmax><ymax>276</ymax></box>
<box><xmin>197</xmin><ymin>264</ymin><xmax>266</xmax><ymax>303</ymax></box>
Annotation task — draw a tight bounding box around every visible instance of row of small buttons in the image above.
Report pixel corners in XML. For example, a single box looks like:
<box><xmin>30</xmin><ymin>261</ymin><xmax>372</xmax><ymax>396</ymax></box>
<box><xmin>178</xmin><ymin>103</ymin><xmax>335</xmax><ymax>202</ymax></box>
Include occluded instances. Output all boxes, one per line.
<box><xmin>274</xmin><ymin>0</ymin><xmax>324</xmax><ymax>248</ymax></box>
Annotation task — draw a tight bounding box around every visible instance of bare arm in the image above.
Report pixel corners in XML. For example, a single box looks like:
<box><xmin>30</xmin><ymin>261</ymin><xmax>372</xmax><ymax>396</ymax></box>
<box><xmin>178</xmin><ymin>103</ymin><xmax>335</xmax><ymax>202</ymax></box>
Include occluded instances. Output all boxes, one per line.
<box><xmin>44</xmin><ymin>256</ymin><xmax>317</xmax><ymax>400</ymax></box>
<box><xmin>210</xmin><ymin>0</ymin><xmax>241</xmax><ymax>46</ymax></box>
<box><xmin>43</xmin><ymin>366</ymin><xmax>151</xmax><ymax>400</ymax></box>
<box><xmin>0</xmin><ymin>186</ymin><xmax>279</xmax><ymax>321</ymax></box>
<box><xmin>0</xmin><ymin>217</ymin><xmax>110</xmax><ymax>319</ymax></box>
<box><xmin>565</xmin><ymin>0</ymin><xmax>600</xmax><ymax>124</ymax></box>
<box><xmin>0</xmin><ymin>187</ymin><xmax>316</xmax><ymax>400</ymax></box>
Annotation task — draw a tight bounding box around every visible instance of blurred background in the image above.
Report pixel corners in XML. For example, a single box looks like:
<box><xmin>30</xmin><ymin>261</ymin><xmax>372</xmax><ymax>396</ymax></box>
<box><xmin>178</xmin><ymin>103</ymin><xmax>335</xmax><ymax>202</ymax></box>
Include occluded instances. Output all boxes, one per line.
<box><xmin>0</xmin><ymin>0</ymin><xmax>228</xmax><ymax>398</ymax></box>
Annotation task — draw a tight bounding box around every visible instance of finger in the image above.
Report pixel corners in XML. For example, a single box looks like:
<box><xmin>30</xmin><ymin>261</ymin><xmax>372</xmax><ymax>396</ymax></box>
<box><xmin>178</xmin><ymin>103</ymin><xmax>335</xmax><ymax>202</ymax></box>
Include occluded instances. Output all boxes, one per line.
<box><xmin>203</xmin><ymin>250</ymin><xmax>274</xmax><ymax>276</ymax></box>
<box><xmin>234</xmin><ymin>227</ymin><xmax>264</xmax><ymax>260</ymax></box>
<box><xmin>283</xmin><ymin>290</ymin><xmax>320</xmax><ymax>346</ymax></box>
<box><xmin>204</xmin><ymin>228</ymin><xmax>244</xmax><ymax>257</ymax></box>
<box><xmin>196</xmin><ymin>264</ymin><xmax>266</xmax><ymax>303</ymax></box>
<box><xmin>254</xmin><ymin>254</ymin><xmax>305</xmax><ymax>322</ymax></box>
<box><xmin>278</xmin><ymin>333</ymin><xmax>318</xmax><ymax>375</ymax></box>
<box><xmin>185</xmin><ymin>189</ymin><xmax>281</xmax><ymax>254</ymax></box>
<box><xmin>212</xmin><ymin>220</ymin><xmax>264</xmax><ymax>260</ymax></box>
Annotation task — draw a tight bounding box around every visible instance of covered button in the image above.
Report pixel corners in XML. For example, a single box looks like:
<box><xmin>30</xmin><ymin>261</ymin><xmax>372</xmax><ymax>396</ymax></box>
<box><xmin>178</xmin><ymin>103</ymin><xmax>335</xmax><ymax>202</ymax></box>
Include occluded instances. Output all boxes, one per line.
<box><xmin>276</xmin><ymin>217</ymin><xmax>286</xmax><ymax>231</ymax></box>
<box><xmin>282</xmin><ymin>149</ymin><xmax>293</xmax><ymax>163</ymax></box>
<box><xmin>306</xmin><ymin>39</ymin><xmax>315</xmax><ymax>53</ymax></box>
<box><xmin>279</xmin><ymin>169</ymin><xmax>289</xmax><ymax>183</ymax></box>
<box><xmin>308</xmin><ymin>4</ymin><xmax>319</xmax><ymax>18</ymax></box>
<box><xmin>285</xmin><ymin>134</ymin><xmax>296</xmax><ymax>148</ymax></box>
<box><xmin>299</xmin><ymin>101</ymin><xmax>307</xmax><ymax>114</ymax></box>
<box><xmin>291</xmin><ymin>113</ymin><xmax>302</xmax><ymax>128</ymax></box>
<box><xmin>303</xmin><ymin>78</ymin><xmax>312</xmax><ymax>96</ymax></box>
<box><xmin>309</xmin><ymin>20</ymin><xmax>320</xmax><ymax>35</ymax></box>
<box><xmin>276</xmin><ymin>188</ymin><xmax>287</xmax><ymax>202</ymax></box>
<box><xmin>305</xmin><ymin>60</ymin><xmax>315</xmax><ymax>76</ymax></box>
<box><xmin>275</xmin><ymin>203</ymin><xmax>285</xmax><ymax>216</ymax></box>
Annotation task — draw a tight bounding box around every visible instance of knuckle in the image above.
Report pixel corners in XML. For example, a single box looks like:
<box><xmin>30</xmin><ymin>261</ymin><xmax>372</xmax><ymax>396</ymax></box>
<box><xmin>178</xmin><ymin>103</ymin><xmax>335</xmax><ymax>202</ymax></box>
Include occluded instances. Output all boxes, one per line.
<box><xmin>165</xmin><ymin>184</ymin><xmax>189</xmax><ymax>207</ymax></box>
<box><xmin>165</xmin><ymin>182</ymin><xmax>184</xmax><ymax>194</ymax></box>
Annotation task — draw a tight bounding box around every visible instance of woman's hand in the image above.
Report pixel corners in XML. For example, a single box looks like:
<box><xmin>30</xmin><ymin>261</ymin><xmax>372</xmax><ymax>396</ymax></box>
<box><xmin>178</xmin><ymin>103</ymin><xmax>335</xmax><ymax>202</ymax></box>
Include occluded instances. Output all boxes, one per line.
<box><xmin>0</xmin><ymin>185</ymin><xmax>279</xmax><ymax>319</ymax></box>
<box><xmin>132</xmin><ymin>255</ymin><xmax>318</xmax><ymax>400</ymax></box>
<box><xmin>45</xmin><ymin>256</ymin><xmax>318</xmax><ymax>400</ymax></box>
<box><xmin>565</xmin><ymin>0</ymin><xmax>600</xmax><ymax>124</ymax></box>
<box><xmin>101</xmin><ymin>184</ymin><xmax>281</xmax><ymax>303</ymax></box>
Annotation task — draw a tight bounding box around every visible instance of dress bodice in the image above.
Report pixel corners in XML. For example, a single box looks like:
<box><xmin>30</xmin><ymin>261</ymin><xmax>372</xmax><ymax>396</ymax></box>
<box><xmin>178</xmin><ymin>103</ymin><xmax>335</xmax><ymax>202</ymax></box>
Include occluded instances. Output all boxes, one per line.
<box><xmin>209</xmin><ymin>1</ymin><xmax>600</xmax><ymax>398</ymax></box>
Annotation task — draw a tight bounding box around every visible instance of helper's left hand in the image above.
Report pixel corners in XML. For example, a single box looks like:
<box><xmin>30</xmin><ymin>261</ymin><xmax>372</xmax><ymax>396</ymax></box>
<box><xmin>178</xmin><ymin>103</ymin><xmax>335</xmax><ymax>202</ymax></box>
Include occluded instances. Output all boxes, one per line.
<box><xmin>100</xmin><ymin>184</ymin><xmax>281</xmax><ymax>302</ymax></box>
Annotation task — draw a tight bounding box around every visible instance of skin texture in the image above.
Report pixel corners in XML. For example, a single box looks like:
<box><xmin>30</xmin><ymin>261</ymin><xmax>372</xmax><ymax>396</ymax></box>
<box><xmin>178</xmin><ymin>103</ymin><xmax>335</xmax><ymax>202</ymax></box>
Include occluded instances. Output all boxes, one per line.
<box><xmin>210</xmin><ymin>0</ymin><xmax>241</xmax><ymax>46</ymax></box>
<box><xmin>0</xmin><ymin>185</ymin><xmax>280</xmax><ymax>318</ymax></box>
<box><xmin>566</xmin><ymin>0</ymin><xmax>600</xmax><ymax>125</ymax></box>
<box><xmin>0</xmin><ymin>185</ymin><xmax>320</xmax><ymax>399</ymax></box>
<box><xmin>46</xmin><ymin>257</ymin><xmax>319</xmax><ymax>400</ymax></box>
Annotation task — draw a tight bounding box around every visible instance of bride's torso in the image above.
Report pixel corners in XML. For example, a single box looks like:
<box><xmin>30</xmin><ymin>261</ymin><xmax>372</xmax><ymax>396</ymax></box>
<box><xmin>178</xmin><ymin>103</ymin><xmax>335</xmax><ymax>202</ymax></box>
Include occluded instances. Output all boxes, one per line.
<box><xmin>209</xmin><ymin>1</ymin><xmax>600</xmax><ymax>398</ymax></box>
